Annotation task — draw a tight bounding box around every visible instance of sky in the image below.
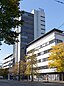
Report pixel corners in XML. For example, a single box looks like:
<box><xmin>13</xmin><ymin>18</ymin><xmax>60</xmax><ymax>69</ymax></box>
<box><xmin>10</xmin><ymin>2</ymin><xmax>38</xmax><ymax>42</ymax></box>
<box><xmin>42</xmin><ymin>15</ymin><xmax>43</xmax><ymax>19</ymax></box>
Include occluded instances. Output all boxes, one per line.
<box><xmin>0</xmin><ymin>0</ymin><xmax>64</xmax><ymax>63</ymax></box>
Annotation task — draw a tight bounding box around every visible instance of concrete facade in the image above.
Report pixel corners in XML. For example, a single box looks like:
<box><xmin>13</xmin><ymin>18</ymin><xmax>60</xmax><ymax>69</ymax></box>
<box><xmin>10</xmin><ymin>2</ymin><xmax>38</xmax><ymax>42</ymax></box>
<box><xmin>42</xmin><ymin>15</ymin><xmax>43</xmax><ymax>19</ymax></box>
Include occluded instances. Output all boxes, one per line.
<box><xmin>26</xmin><ymin>29</ymin><xmax>64</xmax><ymax>76</ymax></box>
<box><xmin>2</xmin><ymin>54</ymin><xmax>14</xmax><ymax>69</ymax></box>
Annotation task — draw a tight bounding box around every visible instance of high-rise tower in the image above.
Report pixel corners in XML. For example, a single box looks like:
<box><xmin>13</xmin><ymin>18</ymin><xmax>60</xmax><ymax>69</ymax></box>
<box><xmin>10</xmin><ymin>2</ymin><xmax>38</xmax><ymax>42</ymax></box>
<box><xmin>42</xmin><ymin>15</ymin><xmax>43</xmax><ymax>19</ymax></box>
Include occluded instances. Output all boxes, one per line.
<box><xmin>13</xmin><ymin>9</ymin><xmax>45</xmax><ymax>63</ymax></box>
<box><xmin>32</xmin><ymin>8</ymin><xmax>45</xmax><ymax>39</ymax></box>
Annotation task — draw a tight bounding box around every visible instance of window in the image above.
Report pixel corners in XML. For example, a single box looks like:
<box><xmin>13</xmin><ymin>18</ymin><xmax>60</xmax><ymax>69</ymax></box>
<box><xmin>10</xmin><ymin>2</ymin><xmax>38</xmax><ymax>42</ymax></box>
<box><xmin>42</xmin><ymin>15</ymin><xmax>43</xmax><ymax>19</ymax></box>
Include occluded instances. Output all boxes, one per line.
<box><xmin>44</xmin><ymin>48</ymin><xmax>52</xmax><ymax>54</ymax></box>
<box><xmin>36</xmin><ymin>46</ymin><xmax>40</xmax><ymax>50</ymax></box>
<box><xmin>45</xmin><ymin>42</ymin><xmax>49</xmax><ymax>46</ymax></box>
<box><xmin>41</xmin><ymin>43</ymin><xmax>45</xmax><ymax>47</ymax></box>
<box><xmin>49</xmin><ymin>39</ymin><xmax>55</xmax><ymax>44</ymax></box>
<box><xmin>37</xmin><ymin>66</ymin><xmax>48</xmax><ymax>70</ymax></box>
<box><xmin>41</xmin><ymin>20</ymin><xmax>45</xmax><ymax>22</ymax></box>
<box><xmin>37</xmin><ymin>59</ymin><xmax>41</xmax><ymax>63</ymax></box>
<box><xmin>37</xmin><ymin>52</ymin><xmax>41</xmax><ymax>56</ymax></box>
<box><xmin>41</xmin><ymin>33</ymin><xmax>44</xmax><ymax>34</ymax></box>
<box><xmin>40</xmin><ymin>16</ymin><xmax>45</xmax><ymax>18</ymax></box>
<box><xmin>44</xmin><ymin>50</ymin><xmax>48</xmax><ymax>54</ymax></box>
<box><xmin>40</xmin><ymin>45</ymin><xmax>42</xmax><ymax>48</ymax></box>
<box><xmin>41</xmin><ymin>24</ymin><xmax>45</xmax><ymax>26</ymax></box>
<box><xmin>41</xmin><ymin>28</ymin><xmax>45</xmax><ymax>30</ymax></box>
<box><xmin>55</xmin><ymin>39</ymin><xmax>63</xmax><ymax>43</ymax></box>
<box><xmin>42</xmin><ymin>58</ymin><xmax>48</xmax><ymax>62</ymax></box>
<box><xmin>49</xmin><ymin>39</ymin><xmax>63</xmax><ymax>44</ymax></box>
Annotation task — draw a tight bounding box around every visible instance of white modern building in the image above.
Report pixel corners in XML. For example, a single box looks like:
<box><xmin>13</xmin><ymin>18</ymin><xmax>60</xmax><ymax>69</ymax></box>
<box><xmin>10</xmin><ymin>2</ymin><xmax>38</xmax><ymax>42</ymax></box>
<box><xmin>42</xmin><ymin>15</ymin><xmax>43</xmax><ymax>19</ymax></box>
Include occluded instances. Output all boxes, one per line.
<box><xmin>26</xmin><ymin>28</ymin><xmax>64</xmax><ymax>80</ymax></box>
<box><xmin>14</xmin><ymin>8</ymin><xmax>45</xmax><ymax>63</ymax></box>
<box><xmin>2</xmin><ymin>54</ymin><xmax>14</xmax><ymax>69</ymax></box>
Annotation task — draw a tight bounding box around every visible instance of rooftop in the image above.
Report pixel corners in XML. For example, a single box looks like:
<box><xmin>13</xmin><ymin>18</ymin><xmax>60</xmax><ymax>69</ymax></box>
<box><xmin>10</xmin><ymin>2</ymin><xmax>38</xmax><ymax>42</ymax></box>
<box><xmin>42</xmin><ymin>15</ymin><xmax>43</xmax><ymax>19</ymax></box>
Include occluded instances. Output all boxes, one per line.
<box><xmin>27</xmin><ymin>28</ymin><xmax>63</xmax><ymax>47</ymax></box>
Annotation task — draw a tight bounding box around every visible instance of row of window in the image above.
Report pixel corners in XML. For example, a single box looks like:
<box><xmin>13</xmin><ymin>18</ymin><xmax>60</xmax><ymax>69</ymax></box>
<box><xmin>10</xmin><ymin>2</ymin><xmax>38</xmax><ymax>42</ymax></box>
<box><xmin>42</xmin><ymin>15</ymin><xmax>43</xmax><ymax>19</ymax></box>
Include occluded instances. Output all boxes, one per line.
<box><xmin>35</xmin><ymin>39</ymin><xmax>63</xmax><ymax>50</ymax></box>
<box><xmin>37</xmin><ymin>57</ymin><xmax>48</xmax><ymax>63</ymax></box>
<box><xmin>3</xmin><ymin>63</ymin><xmax>13</xmax><ymax>68</ymax></box>
<box><xmin>27</xmin><ymin>48</ymin><xmax>51</xmax><ymax>60</ymax></box>
<box><xmin>38</xmin><ymin>66</ymin><xmax>48</xmax><ymax>70</ymax></box>
<box><xmin>34</xmin><ymin>66</ymin><xmax>48</xmax><ymax>70</ymax></box>
<box><xmin>27</xmin><ymin>39</ymin><xmax>63</xmax><ymax>55</ymax></box>
<box><xmin>36</xmin><ymin>48</ymin><xmax>52</xmax><ymax>57</ymax></box>
<box><xmin>3</xmin><ymin>59</ymin><xmax>13</xmax><ymax>64</ymax></box>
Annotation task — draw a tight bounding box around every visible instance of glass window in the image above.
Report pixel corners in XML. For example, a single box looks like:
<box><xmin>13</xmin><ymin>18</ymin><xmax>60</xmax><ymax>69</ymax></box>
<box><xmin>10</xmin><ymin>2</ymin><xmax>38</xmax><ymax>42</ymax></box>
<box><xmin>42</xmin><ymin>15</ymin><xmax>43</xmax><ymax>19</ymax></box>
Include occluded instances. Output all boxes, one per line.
<box><xmin>41</xmin><ymin>20</ymin><xmax>45</xmax><ymax>22</ymax></box>
<box><xmin>49</xmin><ymin>39</ymin><xmax>55</xmax><ymax>44</ymax></box>
<box><xmin>37</xmin><ymin>59</ymin><xmax>41</xmax><ymax>63</ymax></box>
<box><xmin>37</xmin><ymin>52</ymin><xmax>41</xmax><ymax>56</ymax></box>
<box><xmin>42</xmin><ymin>58</ymin><xmax>48</xmax><ymax>62</ymax></box>
<box><xmin>41</xmin><ymin>28</ymin><xmax>45</xmax><ymax>30</ymax></box>
<box><xmin>55</xmin><ymin>39</ymin><xmax>63</xmax><ymax>43</ymax></box>
<box><xmin>41</xmin><ymin>24</ymin><xmax>45</xmax><ymax>26</ymax></box>
<box><xmin>40</xmin><ymin>16</ymin><xmax>45</xmax><ymax>18</ymax></box>
<box><xmin>41</xmin><ymin>33</ymin><xmax>44</xmax><ymax>34</ymax></box>
<box><xmin>38</xmin><ymin>66</ymin><xmax>48</xmax><ymax>70</ymax></box>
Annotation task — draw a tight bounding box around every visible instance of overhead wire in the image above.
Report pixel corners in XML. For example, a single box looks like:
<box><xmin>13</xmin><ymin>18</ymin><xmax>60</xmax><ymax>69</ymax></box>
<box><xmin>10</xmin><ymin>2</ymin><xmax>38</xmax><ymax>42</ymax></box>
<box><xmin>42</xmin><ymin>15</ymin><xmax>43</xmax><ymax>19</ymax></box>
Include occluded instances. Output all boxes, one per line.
<box><xmin>58</xmin><ymin>23</ymin><xmax>64</xmax><ymax>28</ymax></box>
<box><xmin>54</xmin><ymin>0</ymin><xmax>64</xmax><ymax>4</ymax></box>
<box><xmin>54</xmin><ymin>0</ymin><xmax>64</xmax><ymax>29</ymax></box>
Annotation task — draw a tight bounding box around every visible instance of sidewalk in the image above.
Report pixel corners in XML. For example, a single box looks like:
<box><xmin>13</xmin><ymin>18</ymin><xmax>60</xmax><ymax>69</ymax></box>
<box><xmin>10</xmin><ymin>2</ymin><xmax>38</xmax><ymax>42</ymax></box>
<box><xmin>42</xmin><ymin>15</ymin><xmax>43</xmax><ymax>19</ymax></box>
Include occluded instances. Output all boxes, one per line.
<box><xmin>47</xmin><ymin>80</ymin><xmax>64</xmax><ymax>83</ymax></box>
<box><xmin>0</xmin><ymin>79</ymin><xmax>64</xmax><ymax>84</ymax></box>
<box><xmin>20</xmin><ymin>80</ymin><xmax>64</xmax><ymax>84</ymax></box>
<box><xmin>34</xmin><ymin>79</ymin><xmax>64</xmax><ymax>84</ymax></box>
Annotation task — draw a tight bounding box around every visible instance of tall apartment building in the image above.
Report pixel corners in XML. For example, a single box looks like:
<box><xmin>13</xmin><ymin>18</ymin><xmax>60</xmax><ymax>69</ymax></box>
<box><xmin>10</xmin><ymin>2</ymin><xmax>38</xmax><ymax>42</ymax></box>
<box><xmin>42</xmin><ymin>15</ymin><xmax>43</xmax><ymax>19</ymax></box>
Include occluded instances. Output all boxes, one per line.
<box><xmin>26</xmin><ymin>28</ymin><xmax>64</xmax><ymax>80</ymax></box>
<box><xmin>13</xmin><ymin>9</ymin><xmax>45</xmax><ymax>63</ymax></box>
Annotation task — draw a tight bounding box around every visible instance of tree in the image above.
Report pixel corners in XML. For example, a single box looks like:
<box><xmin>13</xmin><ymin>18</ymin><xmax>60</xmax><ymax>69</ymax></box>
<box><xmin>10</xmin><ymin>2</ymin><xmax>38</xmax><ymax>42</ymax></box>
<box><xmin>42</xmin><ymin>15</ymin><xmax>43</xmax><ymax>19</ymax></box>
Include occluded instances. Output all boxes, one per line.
<box><xmin>12</xmin><ymin>62</ymin><xmax>18</xmax><ymax>76</ymax></box>
<box><xmin>0</xmin><ymin>68</ymin><xmax>8</xmax><ymax>79</ymax></box>
<box><xmin>25</xmin><ymin>50</ymin><xmax>38</xmax><ymax>81</ymax></box>
<box><xmin>48</xmin><ymin>43</ymin><xmax>64</xmax><ymax>72</ymax></box>
<box><xmin>0</xmin><ymin>0</ymin><xmax>23</xmax><ymax>45</ymax></box>
<box><xmin>20</xmin><ymin>60</ymin><xmax>26</xmax><ymax>79</ymax></box>
<box><xmin>11</xmin><ymin>61</ymin><xmax>26</xmax><ymax>80</ymax></box>
<box><xmin>20</xmin><ymin>60</ymin><xmax>26</xmax><ymax>75</ymax></box>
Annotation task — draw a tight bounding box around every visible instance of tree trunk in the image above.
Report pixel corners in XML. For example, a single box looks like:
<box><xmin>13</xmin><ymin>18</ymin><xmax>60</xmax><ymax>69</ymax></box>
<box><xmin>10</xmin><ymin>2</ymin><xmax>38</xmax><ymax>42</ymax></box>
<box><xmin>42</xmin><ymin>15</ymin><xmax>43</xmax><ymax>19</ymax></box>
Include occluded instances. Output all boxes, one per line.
<box><xmin>59</xmin><ymin>73</ymin><xmax>62</xmax><ymax>81</ymax></box>
<box><xmin>62</xmin><ymin>73</ymin><xmax>64</xmax><ymax>81</ymax></box>
<box><xmin>31</xmin><ymin>65</ymin><xmax>33</xmax><ymax>82</ymax></box>
<box><xmin>31</xmin><ymin>74</ymin><xmax>33</xmax><ymax>82</ymax></box>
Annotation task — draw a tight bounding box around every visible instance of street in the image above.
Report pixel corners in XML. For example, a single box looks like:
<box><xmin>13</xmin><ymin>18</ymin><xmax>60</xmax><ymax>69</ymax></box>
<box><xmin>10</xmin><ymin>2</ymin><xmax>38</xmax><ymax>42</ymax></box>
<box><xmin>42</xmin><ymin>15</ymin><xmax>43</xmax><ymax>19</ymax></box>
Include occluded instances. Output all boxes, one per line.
<box><xmin>0</xmin><ymin>80</ymin><xmax>64</xmax><ymax>86</ymax></box>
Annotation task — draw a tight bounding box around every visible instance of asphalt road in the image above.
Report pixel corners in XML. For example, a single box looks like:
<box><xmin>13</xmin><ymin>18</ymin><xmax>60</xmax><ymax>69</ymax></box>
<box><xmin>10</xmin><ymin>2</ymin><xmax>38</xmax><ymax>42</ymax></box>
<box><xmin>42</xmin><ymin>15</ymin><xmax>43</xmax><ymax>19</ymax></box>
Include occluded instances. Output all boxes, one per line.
<box><xmin>0</xmin><ymin>80</ymin><xmax>64</xmax><ymax>86</ymax></box>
